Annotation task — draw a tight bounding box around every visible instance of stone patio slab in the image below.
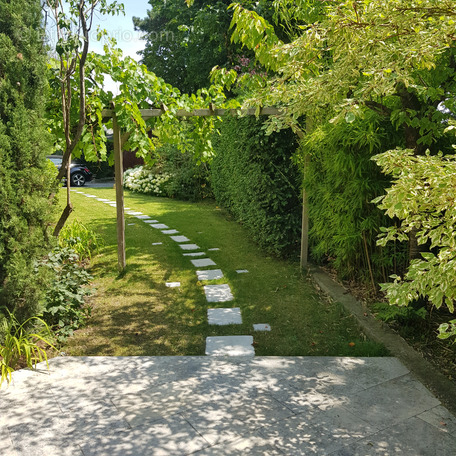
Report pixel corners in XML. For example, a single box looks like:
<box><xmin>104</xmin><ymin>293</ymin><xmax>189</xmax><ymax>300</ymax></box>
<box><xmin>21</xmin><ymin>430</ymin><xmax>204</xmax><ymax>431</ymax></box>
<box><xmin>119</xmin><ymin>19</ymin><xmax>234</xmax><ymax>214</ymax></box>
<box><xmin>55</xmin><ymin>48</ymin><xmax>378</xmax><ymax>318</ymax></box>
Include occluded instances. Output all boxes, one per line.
<box><xmin>208</xmin><ymin>308</ymin><xmax>242</xmax><ymax>325</ymax></box>
<box><xmin>253</xmin><ymin>324</ymin><xmax>271</xmax><ymax>331</ymax></box>
<box><xmin>149</xmin><ymin>223</ymin><xmax>169</xmax><ymax>229</ymax></box>
<box><xmin>180</xmin><ymin>244</ymin><xmax>200</xmax><ymax>251</ymax></box>
<box><xmin>205</xmin><ymin>336</ymin><xmax>255</xmax><ymax>356</ymax></box>
<box><xmin>196</xmin><ymin>269</ymin><xmax>224</xmax><ymax>281</ymax></box>
<box><xmin>162</xmin><ymin>229</ymin><xmax>179</xmax><ymax>234</ymax></box>
<box><xmin>204</xmin><ymin>284</ymin><xmax>233</xmax><ymax>302</ymax></box>
<box><xmin>183</xmin><ymin>252</ymin><xmax>205</xmax><ymax>257</ymax></box>
<box><xmin>170</xmin><ymin>235</ymin><xmax>190</xmax><ymax>243</ymax></box>
<box><xmin>192</xmin><ymin>258</ymin><xmax>216</xmax><ymax>268</ymax></box>
<box><xmin>4</xmin><ymin>356</ymin><xmax>455</xmax><ymax>456</ymax></box>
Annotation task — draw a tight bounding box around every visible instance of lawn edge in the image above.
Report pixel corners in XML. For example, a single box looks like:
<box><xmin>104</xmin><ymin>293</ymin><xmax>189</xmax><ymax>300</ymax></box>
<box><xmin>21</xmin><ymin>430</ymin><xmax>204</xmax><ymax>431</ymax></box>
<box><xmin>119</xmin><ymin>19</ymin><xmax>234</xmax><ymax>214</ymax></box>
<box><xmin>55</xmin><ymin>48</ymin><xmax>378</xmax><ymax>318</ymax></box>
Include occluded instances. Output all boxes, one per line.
<box><xmin>309</xmin><ymin>264</ymin><xmax>456</xmax><ymax>416</ymax></box>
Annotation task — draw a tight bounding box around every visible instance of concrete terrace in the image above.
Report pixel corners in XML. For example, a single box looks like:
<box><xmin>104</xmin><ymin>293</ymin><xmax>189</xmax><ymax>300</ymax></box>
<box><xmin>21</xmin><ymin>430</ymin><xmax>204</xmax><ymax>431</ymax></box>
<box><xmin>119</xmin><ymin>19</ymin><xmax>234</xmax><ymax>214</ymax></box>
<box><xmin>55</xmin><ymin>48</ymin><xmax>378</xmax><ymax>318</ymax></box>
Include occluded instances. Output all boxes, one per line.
<box><xmin>2</xmin><ymin>355</ymin><xmax>456</xmax><ymax>455</ymax></box>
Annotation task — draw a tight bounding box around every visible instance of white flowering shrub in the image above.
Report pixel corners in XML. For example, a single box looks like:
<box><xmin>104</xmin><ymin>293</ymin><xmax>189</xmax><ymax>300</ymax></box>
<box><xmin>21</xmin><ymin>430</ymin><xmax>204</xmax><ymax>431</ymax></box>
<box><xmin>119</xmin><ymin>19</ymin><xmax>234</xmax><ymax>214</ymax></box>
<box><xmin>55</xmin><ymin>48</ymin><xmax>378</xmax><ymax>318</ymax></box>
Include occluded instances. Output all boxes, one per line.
<box><xmin>123</xmin><ymin>166</ymin><xmax>172</xmax><ymax>196</ymax></box>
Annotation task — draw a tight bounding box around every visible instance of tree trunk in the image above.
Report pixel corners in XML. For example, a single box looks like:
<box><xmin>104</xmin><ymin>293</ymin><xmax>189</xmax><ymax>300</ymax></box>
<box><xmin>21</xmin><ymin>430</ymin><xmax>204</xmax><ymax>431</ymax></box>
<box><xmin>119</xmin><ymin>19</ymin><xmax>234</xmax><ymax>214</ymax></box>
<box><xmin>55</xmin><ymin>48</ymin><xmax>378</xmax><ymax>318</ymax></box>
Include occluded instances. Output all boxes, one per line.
<box><xmin>53</xmin><ymin>203</ymin><xmax>73</xmax><ymax>237</ymax></box>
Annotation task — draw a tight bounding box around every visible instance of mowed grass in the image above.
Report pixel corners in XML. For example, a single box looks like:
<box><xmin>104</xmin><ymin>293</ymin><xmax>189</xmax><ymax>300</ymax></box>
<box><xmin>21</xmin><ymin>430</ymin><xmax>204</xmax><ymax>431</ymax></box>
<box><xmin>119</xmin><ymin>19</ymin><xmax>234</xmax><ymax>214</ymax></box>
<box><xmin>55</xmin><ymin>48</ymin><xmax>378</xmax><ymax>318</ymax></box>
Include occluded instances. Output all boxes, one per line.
<box><xmin>58</xmin><ymin>188</ymin><xmax>388</xmax><ymax>357</ymax></box>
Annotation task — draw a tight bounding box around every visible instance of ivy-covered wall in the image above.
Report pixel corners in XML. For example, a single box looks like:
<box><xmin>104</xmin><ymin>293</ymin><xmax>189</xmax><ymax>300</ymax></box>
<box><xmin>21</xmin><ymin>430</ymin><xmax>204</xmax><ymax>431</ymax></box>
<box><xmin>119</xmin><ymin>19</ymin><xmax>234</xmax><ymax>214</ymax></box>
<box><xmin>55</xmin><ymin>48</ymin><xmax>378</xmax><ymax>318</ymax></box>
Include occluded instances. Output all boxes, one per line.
<box><xmin>211</xmin><ymin>116</ymin><xmax>302</xmax><ymax>257</ymax></box>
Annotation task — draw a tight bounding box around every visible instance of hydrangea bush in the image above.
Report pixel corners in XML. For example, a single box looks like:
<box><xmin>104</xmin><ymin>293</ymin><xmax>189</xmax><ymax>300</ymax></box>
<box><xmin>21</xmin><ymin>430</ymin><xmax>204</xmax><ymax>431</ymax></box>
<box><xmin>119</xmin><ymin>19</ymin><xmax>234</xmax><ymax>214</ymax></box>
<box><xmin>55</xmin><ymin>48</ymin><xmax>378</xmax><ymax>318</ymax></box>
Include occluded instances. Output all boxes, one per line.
<box><xmin>123</xmin><ymin>166</ymin><xmax>171</xmax><ymax>196</ymax></box>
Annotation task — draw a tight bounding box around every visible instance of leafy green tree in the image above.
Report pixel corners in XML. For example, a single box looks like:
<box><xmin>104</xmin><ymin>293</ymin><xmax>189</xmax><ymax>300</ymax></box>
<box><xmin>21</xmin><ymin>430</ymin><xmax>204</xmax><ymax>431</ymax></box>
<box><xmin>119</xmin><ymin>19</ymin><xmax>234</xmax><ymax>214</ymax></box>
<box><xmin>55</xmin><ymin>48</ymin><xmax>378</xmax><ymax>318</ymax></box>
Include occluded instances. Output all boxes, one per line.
<box><xmin>373</xmin><ymin>149</ymin><xmax>456</xmax><ymax>339</ymax></box>
<box><xmin>135</xmin><ymin>0</ymin><xmax>278</xmax><ymax>94</ymax></box>
<box><xmin>225</xmin><ymin>0</ymin><xmax>456</xmax><ymax>336</ymax></box>
<box><xmin>134</xmin><ymin>0</ymin><xmax>233</xmax><ymax>93</ymax></box>
<box><xmin>0</xmin><ymin>0</ymin><xmax>56</xmax><ymax>320</ymax></box>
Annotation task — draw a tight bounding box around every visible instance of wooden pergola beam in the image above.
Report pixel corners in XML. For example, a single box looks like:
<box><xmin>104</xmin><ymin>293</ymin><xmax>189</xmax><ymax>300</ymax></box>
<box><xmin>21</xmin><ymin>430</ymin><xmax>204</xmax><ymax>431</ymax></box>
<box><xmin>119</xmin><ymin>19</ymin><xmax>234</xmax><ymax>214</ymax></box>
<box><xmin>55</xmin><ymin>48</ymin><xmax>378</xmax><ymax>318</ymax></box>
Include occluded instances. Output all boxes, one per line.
<box><xmin>102</xmin><ymin>107</ymin><xmax>282</xmax><ymax>119</ymax></box>
<box><xmin>106</xmin><ymin>105</ymin><xmax>308</xmax><ymax>272</ymax></box>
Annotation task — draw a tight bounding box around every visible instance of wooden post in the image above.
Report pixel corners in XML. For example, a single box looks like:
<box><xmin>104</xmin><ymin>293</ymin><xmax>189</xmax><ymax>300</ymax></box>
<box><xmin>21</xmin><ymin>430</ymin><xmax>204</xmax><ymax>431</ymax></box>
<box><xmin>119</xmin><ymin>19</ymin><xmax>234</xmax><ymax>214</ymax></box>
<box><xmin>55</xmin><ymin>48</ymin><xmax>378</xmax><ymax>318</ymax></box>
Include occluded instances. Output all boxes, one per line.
<box><xmin>112</xmin><ymin>110</ymin><xmax>126</xmax><ymax>271</ymax></box>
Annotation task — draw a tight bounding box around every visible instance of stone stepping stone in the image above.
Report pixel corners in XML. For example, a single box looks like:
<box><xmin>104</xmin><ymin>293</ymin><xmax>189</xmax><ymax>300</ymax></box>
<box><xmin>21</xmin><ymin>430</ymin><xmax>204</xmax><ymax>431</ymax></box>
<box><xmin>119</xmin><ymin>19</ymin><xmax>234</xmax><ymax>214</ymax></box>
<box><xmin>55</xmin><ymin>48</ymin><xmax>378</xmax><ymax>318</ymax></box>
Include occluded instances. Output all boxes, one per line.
<box><xmin>162</xmin><ymin>229</ymin><xmax>179</xmax><ymax>234</ymax></box>
<box><xmin>196</xmin><ymin>269</ymin><xmax>223</xmax><ymax>281</ymax></box>
<box><xmin>183</xmin><ymin>252</ymin><xmax>205</xmax><ymax>257</ymax></box>
<box><xmin>127</xmin><ymin>223</ymin><xmax>136</xmax><ymax>226</ymax></box>
<box><xmin>97</xmin><ymin>198</ymin><xmax>110</xmax><ymax>202</ymax></box>
<box><xmin>208</xmin><ymin>248</ymin><xmax>220</xmax><ymax>251</ymax></box>
<box><xmin>253</xmin><ymin>324</ymin><xmax>271</xmax><ymax>331</ymax></box>
<box><xmin>75</xmin><ymin>191</ymin><xmax>85</xmax><ymax>194</ymax></box>
<box><xmin>180</xmin><ymin>244</ymin><xmax>200</xmax><ymax>251</ymax></box>
<box><xmin>84</xmin><ymin>194</ymin><xmax>97</xmax><ymax>198</ymax></box>
<box><xmin>150</xmin><ymin>223</ymin><xmax>169</xmax><ymax>229</ymax></box>
<box><xmin>208</xmin><ymin>308</ymin><xmax>242</xmax><ymax>325</ymax></box>
<box><xmin>236</xmin><ymin>269</ymin><xmax>249</xmax><ymax>274</ymax></box>
<box><xmin>143</xmin><ymin>220</ymin><xmax>160</xmax><ymax>224</ymax></box>
<box><xmin>170</xmin><ymin>235</ymin><xmax>190</xmax><ymax>243</ymax></box>
<box><xmin>152</xmin><ymin>242</ymin><xmax>163</xmax><ymax>246</ymax></box>
<box><xmin>166</xmin><ymin>282</ymin><xmax>181</xmax><ymax>288</ymax></box>
<box><xmin>136</xmin><ymin>215</ymin><xmax>152</xmax><ymax>219</ymax></box>
<box><xmin>205</xmin><ymin>336</ymin><xmax>254</xmax><ymax>356</ymax></box>
<box><xmin>109</xmin><ymin>203</ymin><xmax>117</xmax><ymax>207</ymax></box>
<box><xmin>203</xmin><ymin>284</ymin><xmax>233</xmax><ymax>302</ymax></box>
<box><xmin>126</xmin><ymin>211</ymin><xmax>143</xmax><ymax>215</ymax></box>
<box><xmin>191</xmin><ymin>258</ymin><xmax>216</xmax><ymax>268</ymax></box>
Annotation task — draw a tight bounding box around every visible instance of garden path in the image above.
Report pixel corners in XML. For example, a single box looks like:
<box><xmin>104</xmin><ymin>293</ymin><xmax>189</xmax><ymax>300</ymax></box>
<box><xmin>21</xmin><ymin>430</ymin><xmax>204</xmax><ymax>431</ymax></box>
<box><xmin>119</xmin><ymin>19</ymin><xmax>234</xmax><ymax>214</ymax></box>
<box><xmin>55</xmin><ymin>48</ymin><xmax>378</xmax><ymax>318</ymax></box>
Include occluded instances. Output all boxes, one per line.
<box><xmin>73</xmin><ymin>190</ymin><xmax>268</xmax><ymax>356</ymax></box>
<box><xmin>2</xmin><ymin>191</ymin><xmax>456</xmax><ymax>455</ymax></box>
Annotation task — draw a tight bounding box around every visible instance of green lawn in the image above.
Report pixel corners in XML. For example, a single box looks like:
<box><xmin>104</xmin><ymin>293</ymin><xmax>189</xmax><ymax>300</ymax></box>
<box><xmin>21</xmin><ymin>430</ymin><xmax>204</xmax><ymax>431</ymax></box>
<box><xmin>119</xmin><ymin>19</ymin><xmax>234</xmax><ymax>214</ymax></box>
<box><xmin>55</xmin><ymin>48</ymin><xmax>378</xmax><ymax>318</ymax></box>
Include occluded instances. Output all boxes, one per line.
<box><xmin>59</xmin><ymin>188</ymin><xmax>388</xmax><ymax>357</ymax></box>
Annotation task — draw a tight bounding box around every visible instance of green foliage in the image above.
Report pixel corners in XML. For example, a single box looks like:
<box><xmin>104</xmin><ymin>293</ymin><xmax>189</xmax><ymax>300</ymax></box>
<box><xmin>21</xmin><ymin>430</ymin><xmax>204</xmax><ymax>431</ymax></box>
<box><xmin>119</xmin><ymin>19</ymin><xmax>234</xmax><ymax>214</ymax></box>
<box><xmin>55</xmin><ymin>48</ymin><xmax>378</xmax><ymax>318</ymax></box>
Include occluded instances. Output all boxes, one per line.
<box><xmin>59</xmin><ymin>220</ymin><xmax>103</xmax><ymax>261</ymax></box>
<box><xmin>159</xmin><ymin>145</ymin><xmax>213</xmax><ymax>201</ymax></box>
<box><xmin>0</xmin><ymin>0</ymin><xmax>57</xmax><ymax>321</ymax></box>
<box><xmin>0</xmin><ymin>311</ymin><xmax>55</xmax><ymax>386</ymax></box>
<box><xmin>211</xmin><ymin>116</ymin><xmax>301</xmax><ymax>257</ymax></box>
<box><xmin>301</xmin><ymin>109</ymin><xmax>405</xmax><ymax>280</ymax></box>
<box><xmin>39</xmin><ymin>247</ymin><xmax>93</xmax><ymax>342</ymax></box>
<box><xmin>134</xmin><ymin>0</ymin><xmax>234</xmax><ymax>93</ymax></box>
<box><xmin>438</xmin><ymin>320</ymin><xmax>456</xmax><ymax>341</ymax></box>
<box><xmin>373</xmin><ymin>148</ymin><xmax>456</xmax><ymax>339</ymax></box>
<box><xmin>372</xmin><ymin>301</ymin><xmax>427</xmax><ymax>324</ymax></box>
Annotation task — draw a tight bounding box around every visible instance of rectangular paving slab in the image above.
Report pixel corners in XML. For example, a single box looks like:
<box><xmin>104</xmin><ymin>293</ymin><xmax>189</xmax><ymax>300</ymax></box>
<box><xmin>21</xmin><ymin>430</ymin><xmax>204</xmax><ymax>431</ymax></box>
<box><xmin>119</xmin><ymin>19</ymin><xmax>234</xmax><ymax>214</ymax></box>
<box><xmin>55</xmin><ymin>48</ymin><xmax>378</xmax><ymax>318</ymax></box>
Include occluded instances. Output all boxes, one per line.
<box><xmin>180</xmin><ymin>244</ymin><xmax>200</xmax><ymax>251</ymax></box>
<box><xmin>208</xmin><ymin>308</ymin><xmax>242</xmax><ymax>325</ymax></box>
<box><xmin>149</xmin><ymin>223</ymin><xmax>169</xmax><ymax>229</ymax></box>
<box><xmin>162</xmin><ymin>229</ymin><xmax>179</xmax><ymax>234</ymax></box>
<box><xmin>196</xmin><ymin>269</ymin><xmax>224</xmax><ymax>281</ymax></box>
<box><xmin>183</xmin><ymin>252</ymin><xmax>206</xmax><ymax>257</ymax></box>
<box><xmin>192</xmin><ymin>258</ymin><xmax>217</xmax><ymax>268</ymax></box>
<box><xmin>206</xmin><ymin>336</ymin><xmax>255</xmax><ymax>356</ymax></box>
<box><xmin>143</xmin><ymin>220</ymin><xmax>159</xmax><ymax>224</ymax></box>
<box><xmin>253</xmin><ymin>324</ymin><xmax>271</xmax><ymax>331</ymax></box>
<box><xmin>170</xmin><ymin>235</ymin><xmax>190</xmax><ymax>243</ymax></box>
<box><xmin>204</xmin><ymin>284</ymin><xmax>233</xmax><ymax>302</ymax></box>
<box><xmin>135</xmin><ymin>215</ymin><xmax>153</xmax><ymax>220</ymax></box>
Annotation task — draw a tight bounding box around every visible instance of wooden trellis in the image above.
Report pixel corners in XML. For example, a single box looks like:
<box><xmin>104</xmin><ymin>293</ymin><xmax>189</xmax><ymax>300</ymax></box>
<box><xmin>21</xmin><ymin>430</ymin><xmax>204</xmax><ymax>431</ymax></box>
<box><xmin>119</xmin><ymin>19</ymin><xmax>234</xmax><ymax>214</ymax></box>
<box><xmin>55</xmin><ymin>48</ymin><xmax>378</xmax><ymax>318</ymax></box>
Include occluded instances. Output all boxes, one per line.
<box><xmin>101</xmin><ymin>108</ymin><xmax>309</xmax><ymax>271</ymax></box>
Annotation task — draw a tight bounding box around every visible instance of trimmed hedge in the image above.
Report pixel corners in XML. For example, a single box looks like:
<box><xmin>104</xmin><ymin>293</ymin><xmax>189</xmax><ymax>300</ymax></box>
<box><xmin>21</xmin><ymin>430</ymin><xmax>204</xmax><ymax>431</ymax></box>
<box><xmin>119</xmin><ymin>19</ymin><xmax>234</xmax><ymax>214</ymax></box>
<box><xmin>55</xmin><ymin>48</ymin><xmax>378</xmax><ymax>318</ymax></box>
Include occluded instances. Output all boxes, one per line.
<box><xmin>211</xmin><ymin>116</ymin><xmax>301</xmax><ymax>257</ymax></box>
<box><xmin>0</xmin><ymin>1</ymin><xmax>56</xmax><ymax>321</ymax></box>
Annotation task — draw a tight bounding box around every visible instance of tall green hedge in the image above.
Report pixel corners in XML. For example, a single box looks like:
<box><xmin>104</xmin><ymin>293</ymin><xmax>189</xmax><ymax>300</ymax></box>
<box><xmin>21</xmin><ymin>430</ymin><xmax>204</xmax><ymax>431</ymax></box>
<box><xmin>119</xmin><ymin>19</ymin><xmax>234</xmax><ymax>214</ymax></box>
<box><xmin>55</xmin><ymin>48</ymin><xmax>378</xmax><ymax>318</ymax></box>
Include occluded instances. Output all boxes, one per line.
<box><xmin>0</xmin><ymin>1</ymin><xmax>56</xmax><ymax>321</ymax></box>
<box><xmin>211</xmin><ymin>116</ymin><xmax>301</xmax><ymax>257</ymax></box>
<box><xmin>301</xmin><ymin>109</ymin><xmax>406</xmax><ymax>281</ymax></box>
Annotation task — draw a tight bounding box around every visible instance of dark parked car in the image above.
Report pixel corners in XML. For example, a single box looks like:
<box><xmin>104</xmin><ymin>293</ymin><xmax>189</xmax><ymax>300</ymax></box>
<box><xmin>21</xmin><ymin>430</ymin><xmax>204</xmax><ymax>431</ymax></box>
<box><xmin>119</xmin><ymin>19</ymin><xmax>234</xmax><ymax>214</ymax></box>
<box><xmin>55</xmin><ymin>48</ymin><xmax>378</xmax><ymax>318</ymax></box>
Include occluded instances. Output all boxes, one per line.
<box><xmin>48</xmin><ymin>156</ymin><xmax>93</xmax><ymax>187</ymax></box>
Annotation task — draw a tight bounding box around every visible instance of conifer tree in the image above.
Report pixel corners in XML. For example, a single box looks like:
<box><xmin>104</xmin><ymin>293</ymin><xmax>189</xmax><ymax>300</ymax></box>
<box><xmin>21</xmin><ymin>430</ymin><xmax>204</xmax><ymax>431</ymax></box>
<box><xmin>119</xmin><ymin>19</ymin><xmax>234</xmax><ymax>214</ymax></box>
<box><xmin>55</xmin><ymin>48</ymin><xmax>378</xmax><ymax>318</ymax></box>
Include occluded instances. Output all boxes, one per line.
<box><xmin>0</xmin><ymin>0</ymin><xmax>56</xmax><ymax>320</ymax></box>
